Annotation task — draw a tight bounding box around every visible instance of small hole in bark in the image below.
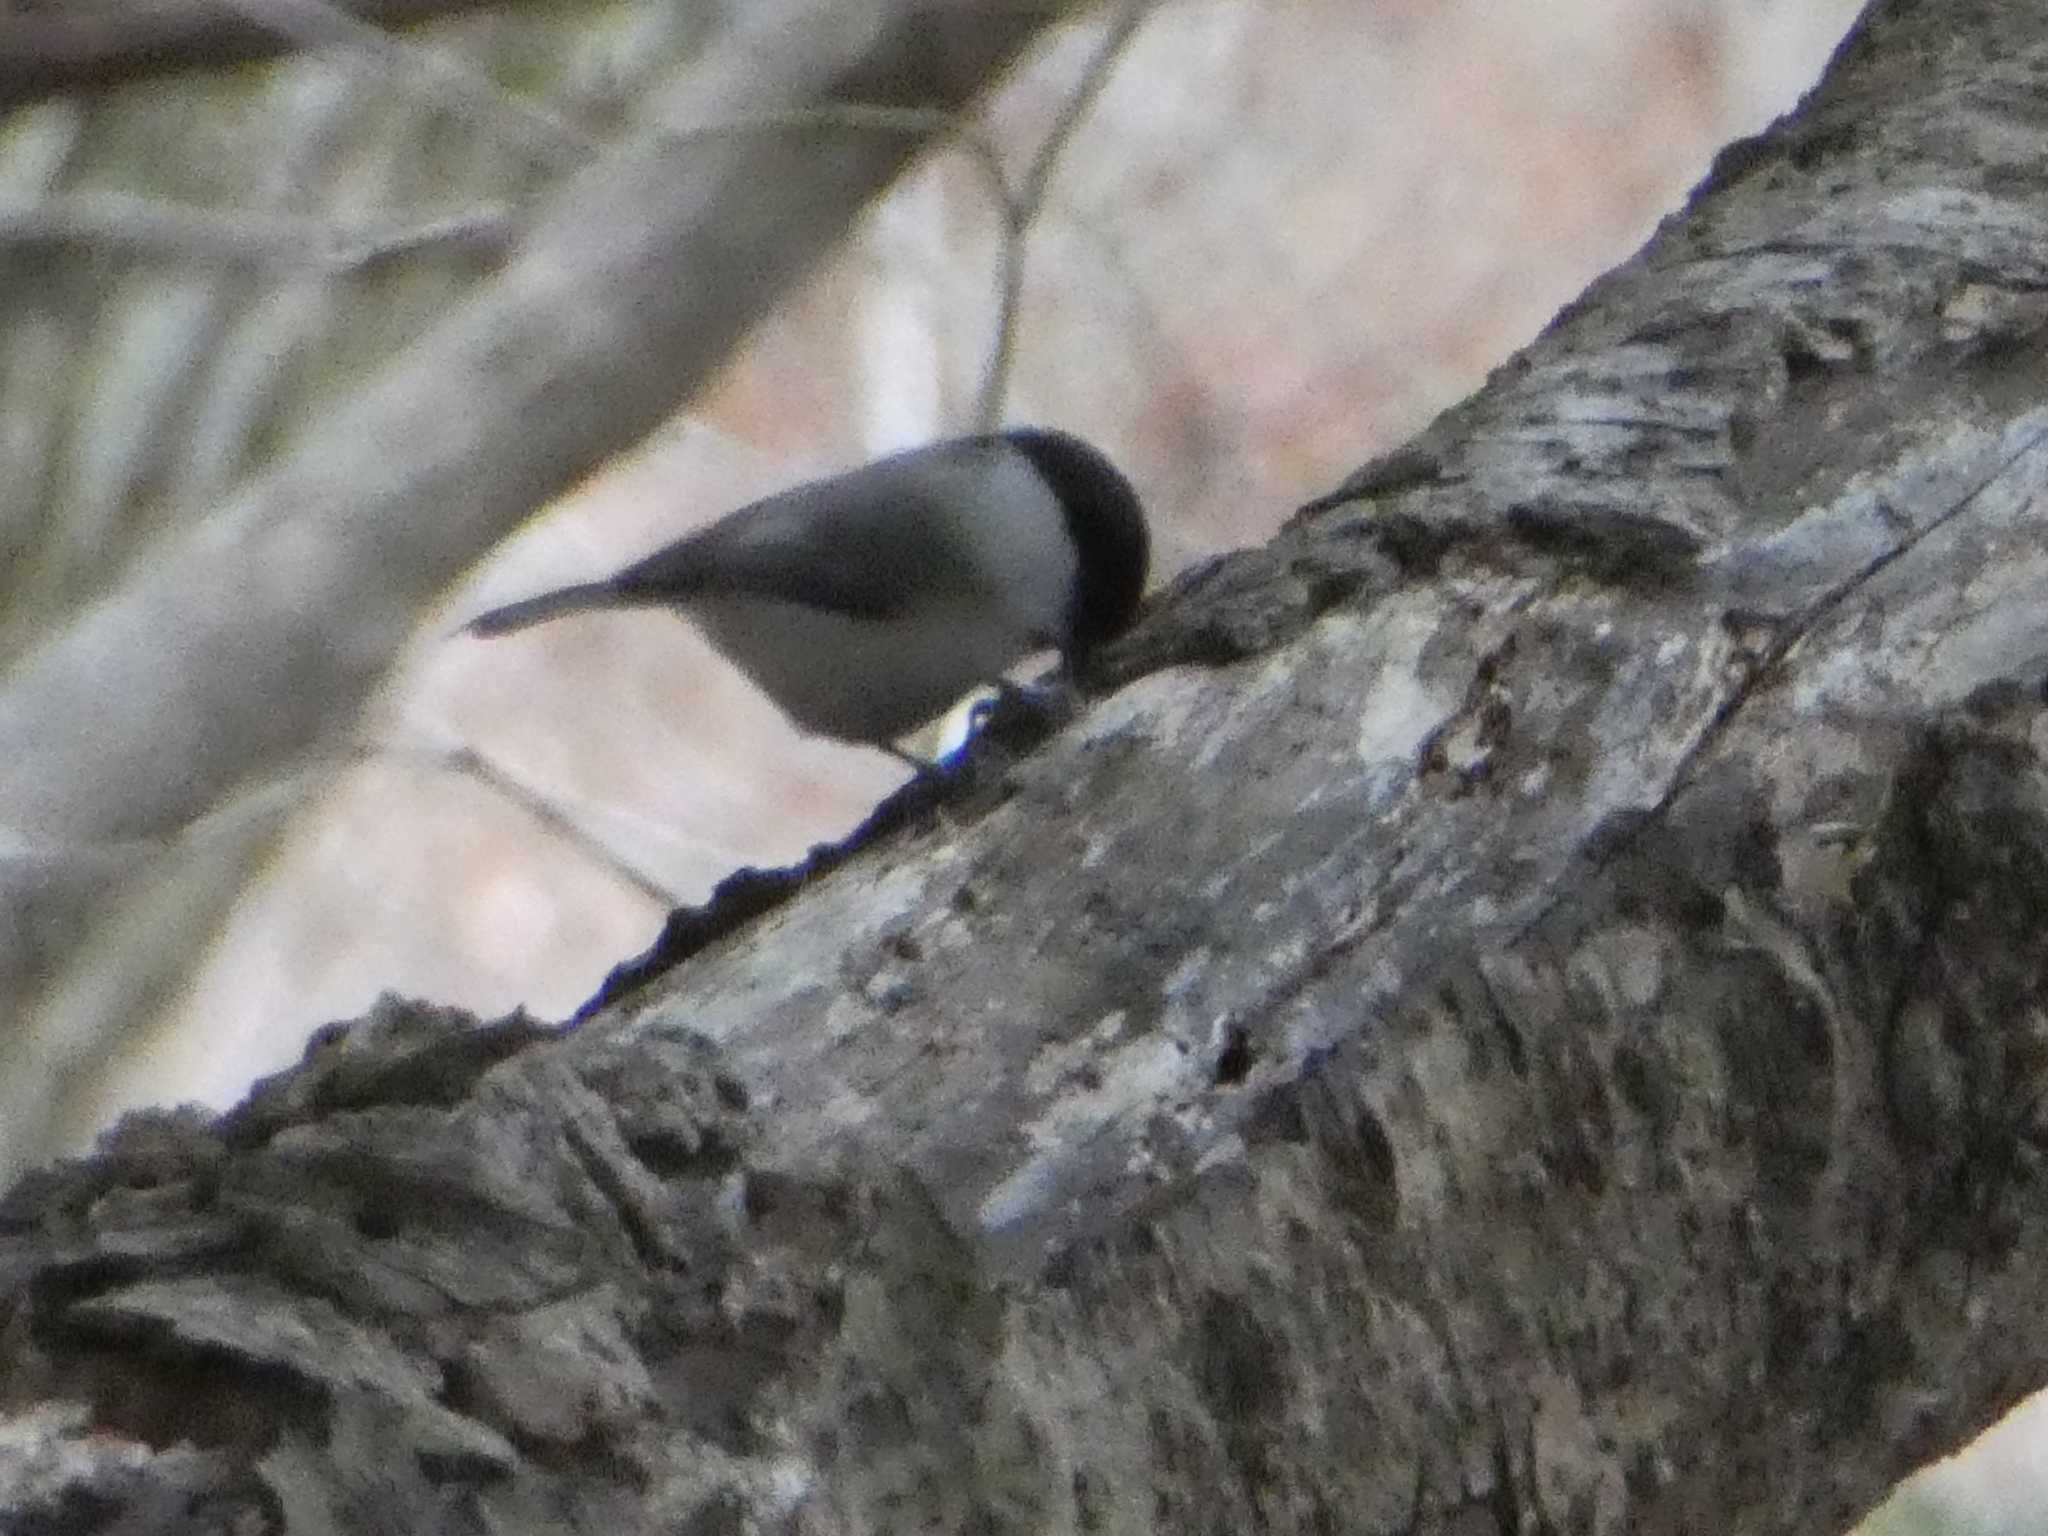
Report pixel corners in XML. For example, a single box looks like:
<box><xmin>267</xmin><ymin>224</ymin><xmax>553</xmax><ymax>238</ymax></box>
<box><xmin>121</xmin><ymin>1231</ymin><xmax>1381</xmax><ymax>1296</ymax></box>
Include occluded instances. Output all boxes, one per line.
<box><xmin>1214</xmin><ymin>1025</ymin><xmax>1254</xmax><ymax>1084</ymax></box>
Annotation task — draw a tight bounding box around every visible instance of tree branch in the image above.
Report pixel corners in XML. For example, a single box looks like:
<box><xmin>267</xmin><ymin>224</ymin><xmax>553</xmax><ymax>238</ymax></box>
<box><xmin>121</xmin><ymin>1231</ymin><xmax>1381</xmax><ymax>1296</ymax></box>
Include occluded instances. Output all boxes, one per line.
<box><xmin>210</xmin><ymin>0</ymin><xmax>596</xmax><ymax>169</ymax></box>
<box><xmin>0</xmin><ymin>0</ymin><xmax>507</xmax><ymax>110</ymax></box>
<box><xmin>0</xmin><ymin>191</ymin><xmax>516</xmax><ymax>270</ymax></box>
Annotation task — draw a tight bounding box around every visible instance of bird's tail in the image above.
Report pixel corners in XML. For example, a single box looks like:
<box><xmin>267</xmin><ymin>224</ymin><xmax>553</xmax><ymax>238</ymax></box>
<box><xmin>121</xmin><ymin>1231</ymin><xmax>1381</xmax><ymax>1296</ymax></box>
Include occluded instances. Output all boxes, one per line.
<box><xmin>463</xmin><ymin>581</ymin><xmax>622</xmax><ymax>637</ymax></box>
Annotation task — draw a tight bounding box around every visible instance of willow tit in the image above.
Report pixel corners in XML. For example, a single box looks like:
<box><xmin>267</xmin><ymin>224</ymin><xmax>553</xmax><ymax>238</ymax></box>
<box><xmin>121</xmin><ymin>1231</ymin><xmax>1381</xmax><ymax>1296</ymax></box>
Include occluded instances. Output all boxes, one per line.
<box><xmin>464</xmin><ymin>428</ymin><xmax>1149</xmax><ymax>752</ymax></box>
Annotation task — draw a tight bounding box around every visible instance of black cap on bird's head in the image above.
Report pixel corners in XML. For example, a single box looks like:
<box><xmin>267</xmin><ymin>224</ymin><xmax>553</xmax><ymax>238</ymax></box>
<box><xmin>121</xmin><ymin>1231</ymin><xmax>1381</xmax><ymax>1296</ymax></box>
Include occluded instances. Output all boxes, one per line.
<box><xmin>1002</xmin><ymin>426</ymin><xmax>1150</xmax><ymax>664</ymax></box>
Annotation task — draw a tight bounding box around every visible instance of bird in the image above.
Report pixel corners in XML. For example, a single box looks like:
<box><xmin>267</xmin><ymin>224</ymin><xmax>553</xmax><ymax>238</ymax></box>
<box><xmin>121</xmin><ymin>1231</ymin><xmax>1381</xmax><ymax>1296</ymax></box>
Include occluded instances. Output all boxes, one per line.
<box><xmin>463</xmin><ymin>427</ymin><xmax>1149</xmax><ymax>757</ymax></box>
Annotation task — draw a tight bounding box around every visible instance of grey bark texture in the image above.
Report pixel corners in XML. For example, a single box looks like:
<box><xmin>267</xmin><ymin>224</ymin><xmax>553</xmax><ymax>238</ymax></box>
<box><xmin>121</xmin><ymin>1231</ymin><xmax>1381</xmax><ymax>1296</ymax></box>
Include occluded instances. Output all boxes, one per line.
<box><xmin>7</xmin><ymin>0</ymin><xmax>2048</xmax><ymax>1530</ymax></box>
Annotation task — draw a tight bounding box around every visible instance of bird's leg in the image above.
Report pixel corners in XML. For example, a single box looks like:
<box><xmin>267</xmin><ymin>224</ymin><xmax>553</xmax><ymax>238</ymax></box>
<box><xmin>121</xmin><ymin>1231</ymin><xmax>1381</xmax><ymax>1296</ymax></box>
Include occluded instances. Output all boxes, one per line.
<box><xmin>884</xmin><ymin>744</ymin><xmax>946</xmax><ymax>780</ymax></box>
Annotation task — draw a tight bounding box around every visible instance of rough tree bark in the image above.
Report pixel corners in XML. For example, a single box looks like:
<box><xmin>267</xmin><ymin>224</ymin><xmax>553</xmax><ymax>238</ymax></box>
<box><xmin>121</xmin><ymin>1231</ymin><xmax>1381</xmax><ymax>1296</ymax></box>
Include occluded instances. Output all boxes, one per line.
<box><xmin>5</xmin><ymin>0</ymin><xmax>2047</xmax><ymax>1530</ymax></box>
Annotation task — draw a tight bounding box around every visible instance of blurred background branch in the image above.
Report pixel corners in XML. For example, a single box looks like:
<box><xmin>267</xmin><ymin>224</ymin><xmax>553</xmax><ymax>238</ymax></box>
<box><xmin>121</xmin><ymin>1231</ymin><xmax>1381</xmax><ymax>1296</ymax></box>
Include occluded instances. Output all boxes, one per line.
<box><xmin>0</xmin><ymin>190</ymin><xmax>517</xmax><ymax>268</ymax></box>
<box><xmin>974</xmin><ymin>0</ymin><xmax>1150</xmax><ymax>427</ymax></box>
<box><xmin>213</xmin><ymin>0</ymin><xmax>598</xmax><ymax>166</ymax></box>
<box><xmin>0</xmin><ymin>0</ymin><xmax>1064</xmax><ymax>1175</ymax></box>
<box><xmin>0</xmin><ymin>0</ymin><xmax>511</xmax><ymax>110</ymax></box>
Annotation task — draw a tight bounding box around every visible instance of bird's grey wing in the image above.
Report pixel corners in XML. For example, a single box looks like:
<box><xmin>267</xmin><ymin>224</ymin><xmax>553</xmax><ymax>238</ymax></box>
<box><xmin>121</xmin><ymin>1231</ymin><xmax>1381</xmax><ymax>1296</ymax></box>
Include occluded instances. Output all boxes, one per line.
<box><xmin>614</xmin><ymin>447</ymin><xmax>996</xmax><ymax>619</ymax></box>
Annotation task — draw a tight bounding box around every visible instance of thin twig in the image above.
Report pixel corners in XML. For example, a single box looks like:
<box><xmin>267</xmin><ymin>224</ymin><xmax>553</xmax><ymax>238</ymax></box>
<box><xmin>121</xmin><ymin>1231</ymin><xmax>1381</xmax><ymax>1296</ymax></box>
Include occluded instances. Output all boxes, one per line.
<box><xmin>393</xmin><ymin>743</ymin><xmax>685</xmax><ymax>908</ymax></box>
<box><xmin>331</xmin><ymin>207</ymin><xmax>518</xmax><ymax>269</ymax></box>
<box><xmin>211</xmin><ymin>0</ymin><xmax>596</xmax><ymax>171</ymax></box>
<box><xmin>654</xmin><ymin>67</ymin><xmax>1172</xmax><ymax>434</ymax></box>
<box><xmin>0</xmin><ymin>191</ymin><xmax>515</xmax><ymax>271</ymax></box>
<box><xmin>0</xmin><ymin>735</ymin><xmax>683</xmax><ymax>911</ymax></box>
<box><xmin>973</xmin><ymin>0</ymin><xmax>1153</xmax><ymax>428</ymax></box>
